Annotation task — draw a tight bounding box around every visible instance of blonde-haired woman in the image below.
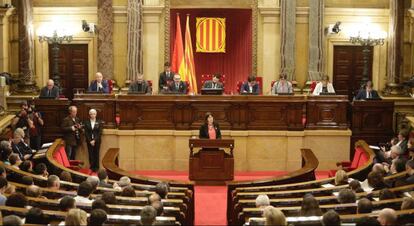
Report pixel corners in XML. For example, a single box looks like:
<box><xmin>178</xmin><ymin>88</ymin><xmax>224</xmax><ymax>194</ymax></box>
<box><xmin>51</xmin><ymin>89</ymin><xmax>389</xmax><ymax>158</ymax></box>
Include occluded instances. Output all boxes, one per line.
<box><xmin>65</xmin><ymin>208</ymin><xmax>87</xmax><ymax>226</ymax></box>
<box><xmin>334</xmin><ymin>170</ymin><xmax>348</xmax><ymax>186</ymax></box>
<box><xmin>263</xmin><ymin>206</ymin><xmax>287</xmax><ymax>226</ymax></box>
<box><xmin>84</xmin><ymin>108</ymin><xmax>103</xmax><ymax>172</ymax></box>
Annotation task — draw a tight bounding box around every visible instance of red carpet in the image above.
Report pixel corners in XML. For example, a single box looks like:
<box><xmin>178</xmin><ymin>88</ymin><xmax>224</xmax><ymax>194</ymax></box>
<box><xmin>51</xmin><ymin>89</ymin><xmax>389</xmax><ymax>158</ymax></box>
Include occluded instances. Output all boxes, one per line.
<box><xmin>132</xmin><ymin>170</ymin><xmax>330</xmax><ymax>225</ymax></box>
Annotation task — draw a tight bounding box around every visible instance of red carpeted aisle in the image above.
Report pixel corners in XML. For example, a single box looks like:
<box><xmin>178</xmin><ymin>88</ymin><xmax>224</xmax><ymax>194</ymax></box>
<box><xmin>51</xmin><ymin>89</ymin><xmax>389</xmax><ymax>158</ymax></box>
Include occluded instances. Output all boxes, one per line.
<box><xmin>133</xmin><ymin>171</ymin><xmax>329</xmax><ymax>225</ymax></box>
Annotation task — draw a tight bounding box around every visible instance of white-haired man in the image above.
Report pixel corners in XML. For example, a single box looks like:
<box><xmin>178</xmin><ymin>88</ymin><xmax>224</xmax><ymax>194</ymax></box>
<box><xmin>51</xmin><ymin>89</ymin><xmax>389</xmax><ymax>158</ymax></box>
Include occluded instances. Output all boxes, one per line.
<box><xmin>88</xmin><ymin>72</ymin><xmax>109</xmax><ymax>93</ymax></box>
<box><xmin>377</xmin><ymin>208</ymin><xmax>397</xmax><ymax>226</ymax></box>
<box><xmin>255</xmin><ymin>194</ymin><xmax>270</xmax><ymax>209</ymax></box>
<box><xmin>61</xmin><ymin>106</ymin><xmax>82</xmax><ymax>160</ymax></box>
<box><xmin>39</xmin><ymin>79</ymin><xmax>59</xmax><ymax>98</ymax></box>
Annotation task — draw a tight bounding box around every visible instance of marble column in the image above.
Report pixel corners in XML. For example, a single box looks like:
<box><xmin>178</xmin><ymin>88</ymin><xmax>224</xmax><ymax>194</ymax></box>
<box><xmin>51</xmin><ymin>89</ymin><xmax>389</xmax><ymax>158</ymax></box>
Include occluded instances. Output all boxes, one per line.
<box><xmin>0</xmin><ymin>7</ymin><xmax>14</xmax><ymax>72</ymax></box>
<box><xmin>307</xmin><ymin>0</ymin><xmax>324</xmax><ymax>81</ymax></box>
<box><xmin>280</xmin><ymin>0</ymin><xmax>296</xmax><ymax>81</ymax></box>
<box><xmin>383</xmin><ymin>0</ymin><xmax>406</xmax><ymax>96</ymax></box>
<box><xmin>98</xmin><ymin>0</ymin><xmax>114</xmax><ymax>79</ymax></box>
<box><xmin>16</xmin><ymin>0</ymin><xmax>36</xmax><ymax>93</ymax></box>
<box><xmin>126</xmin><ymin>0</ymin><xmax>143</xmax><ymax>82</ymax></box>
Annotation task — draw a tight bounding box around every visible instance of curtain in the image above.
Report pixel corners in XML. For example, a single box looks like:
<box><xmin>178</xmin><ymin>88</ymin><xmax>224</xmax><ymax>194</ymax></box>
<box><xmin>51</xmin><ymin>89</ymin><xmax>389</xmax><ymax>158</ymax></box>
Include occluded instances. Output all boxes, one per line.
<box><xmin>127</xmin><ymin>0</ymin><xmax>143</xmax><ymax>81</ymax></box>
<box><xmin>170</xmin><ymin>9</ymin><xmax>252</xmax><ymax>94</ymax></box>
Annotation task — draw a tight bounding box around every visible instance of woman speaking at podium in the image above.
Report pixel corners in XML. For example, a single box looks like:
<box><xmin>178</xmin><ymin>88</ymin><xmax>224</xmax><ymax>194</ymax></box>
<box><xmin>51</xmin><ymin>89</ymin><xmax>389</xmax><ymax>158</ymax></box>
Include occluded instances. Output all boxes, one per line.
<box><xmin>199</xmin><ymin>112</ymin><xmax>221</xmax><ymax>139</ymax></box>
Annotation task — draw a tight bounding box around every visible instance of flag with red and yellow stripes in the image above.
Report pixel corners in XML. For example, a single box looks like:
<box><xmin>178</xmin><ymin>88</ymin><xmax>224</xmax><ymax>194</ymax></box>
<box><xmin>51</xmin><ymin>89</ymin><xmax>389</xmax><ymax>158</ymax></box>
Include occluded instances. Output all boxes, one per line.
<box><xmin>196</xmin><ymin>17</ymin><xmax>226</xmax><ymax>53</ymax></box>
<box><xmin>184</xmin><ymin>15</ymin><xmax>198</xmax><ymax>94</ymax></box>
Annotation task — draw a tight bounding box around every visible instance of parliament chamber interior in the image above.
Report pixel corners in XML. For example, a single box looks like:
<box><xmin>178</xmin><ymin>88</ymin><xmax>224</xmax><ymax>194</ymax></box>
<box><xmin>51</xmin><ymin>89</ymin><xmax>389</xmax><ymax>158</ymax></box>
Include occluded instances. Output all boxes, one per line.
<box><xmin>0</xmin><ymin>0</ymin><xmax>414</xmax><ymax>225</ymax></box>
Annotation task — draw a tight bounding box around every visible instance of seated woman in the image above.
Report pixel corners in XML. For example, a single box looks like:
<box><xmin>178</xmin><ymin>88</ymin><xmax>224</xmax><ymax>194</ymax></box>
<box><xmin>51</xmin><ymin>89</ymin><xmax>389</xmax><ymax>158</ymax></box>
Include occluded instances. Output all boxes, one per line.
<box><xmin>271</xmin><ymin>73</ymin><xmax>292</xmax><ymax>94</ymax></box>
<box><xmin>240</xmin><ymin>75</ymin><xmax>260</xmax><ymax>95</ymax></box>
<box><xmin>199</xmin><ymin>112</ymin><xmax>221</xmax><ymax>139</ymax></box>
<box><xmin>312</xmin><ymin>75</ymin><xmax>335</xmax><ymax>95</ymax></box>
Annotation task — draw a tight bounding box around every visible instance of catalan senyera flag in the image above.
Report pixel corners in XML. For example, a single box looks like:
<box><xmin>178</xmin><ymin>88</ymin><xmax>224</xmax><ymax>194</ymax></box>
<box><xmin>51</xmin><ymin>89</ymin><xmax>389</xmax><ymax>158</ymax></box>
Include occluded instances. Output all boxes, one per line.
<box><xmin>196</xmin><ymin>17</ymin><xmax>226</xmax><ymax>53</ymax></box>
<box><xmin>171</xmin><ymin>14</ymin><xmax>185</xmax><ymax>78</ymax></box>
<box><xmin>184</xmin><ymin>15</ymin><xmax>198</xmax><ymax>94</ymax></box>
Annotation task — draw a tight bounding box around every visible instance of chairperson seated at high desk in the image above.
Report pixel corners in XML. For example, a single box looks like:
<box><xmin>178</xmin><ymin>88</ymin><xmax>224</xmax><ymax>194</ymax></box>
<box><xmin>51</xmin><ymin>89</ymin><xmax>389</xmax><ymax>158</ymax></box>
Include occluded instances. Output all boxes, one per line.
<box><xmin>199</xmin><ymin>112</ymin><xmax>221</xmax><ymax>139</ymax></box>
<box><xmin>167</xmin><ymin>74</ymin><xmax>187</xmax><ymax>94</ymax></box>
<box><xmin>354</xmin><ymin>80</ymin><xmax>381</xmax><ymax>100</ymax></box>
<box><xmin>128</xmin><ymin>74</ymin><xmax>152</xmax><ymax>94</ymax></box>
<box><xmin>88</xmin><ymin>72</ymin><xmax>109</xmax><ymax>93</ymax></box>
<box><xmin>312</xmin><ymin>75</ymin><xmax>335</xmax><ymax>95</ymax></box>
<box><xmin>39</xmin><ymin>79</ymin><xmax>59</xmax><ymax>99</ymax></box>
<box><xmin>240</xmin><ymin>75</ymin><xmax>260</xmax><ymax>95</ymax></box>
<box><xmin>271</xmin><ymin>73</ymin><xmax>293</xmax><ymax>94</ymax></box>
<box><xmin>203</xmin><ymin>73</ymin><xmax>223</xmax><ymax>89</ymax></box>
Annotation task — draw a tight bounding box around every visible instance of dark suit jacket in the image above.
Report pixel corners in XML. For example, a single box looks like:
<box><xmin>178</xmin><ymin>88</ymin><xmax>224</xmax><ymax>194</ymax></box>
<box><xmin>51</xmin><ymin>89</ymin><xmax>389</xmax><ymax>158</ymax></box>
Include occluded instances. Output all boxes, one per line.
<box><xmin>168</xmin><ymin>81</ymin><xmax>187</xmax><ymax>94</ymax></box>
<box><xmin>129</xmin><ymin>81</ymin><xmax>152</xmax><ymax>94</ymax></box>
<box><xmin>203</xmin><ymin>80</ymin><xmax>223</xmax><ymax>89</ymax></box>
<box><xmin>355</xmin><ymin>89</ymin><xmax>381</xmax><ymax>100</ymax></box>
<box><xmin>398</xmin><ymin>139</ymin><xmax>408</xmax><ymax>154</ymax></box>
<box><xmin>11</xmin><ymin>141</ymin><xmax>32</xmax><ymax>160</ymax></box>
<box><xmin>84</xmin><ymin>119</ymin><xmax>103</xmax><ymax>145</ymax></box>
<box><xmin>159</xmin><ymin>71</ymin><xmax>174</xmax><ymax>89</ymax></box>
<box><xmin>98</xmin><ymin>181</ymin><xmax>113</xmax><ymax>188</ymax></box>
<box><xmin>39</xmin><ymin>86</ymin><xmax>59</xmax><ymax>99</ymax></box>
<box><xmin>240</xmin><ymin>82</ymin><xmax>260</xmax><ymax>94</ymax></box>
<box><xmin>61</xmin><ymin>116</ymin><xmax>81</xmax><ymax>146</ymax></box>
<box><xmin>88</xmin><ymin>80</ymin><xmax>109</xmax><ymax>93</ymax></box>
<box><xmin>199</xmin><ymin>123</ymin><xmax>222</xmax><ymax>139</ymax></box>
<box><xmin>406</xmin><ymin>175</ymin><xmax>414</xmax><ymax>184</ymax></box>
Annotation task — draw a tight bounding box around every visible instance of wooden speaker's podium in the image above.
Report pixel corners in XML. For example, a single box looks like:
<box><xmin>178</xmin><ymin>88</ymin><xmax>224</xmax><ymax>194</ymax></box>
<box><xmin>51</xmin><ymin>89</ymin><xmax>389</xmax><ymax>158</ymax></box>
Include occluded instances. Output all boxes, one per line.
<box><xmin>189</xmin><ymin>139</ymin><xmax>234</xmax><ymax>185</ymax></box>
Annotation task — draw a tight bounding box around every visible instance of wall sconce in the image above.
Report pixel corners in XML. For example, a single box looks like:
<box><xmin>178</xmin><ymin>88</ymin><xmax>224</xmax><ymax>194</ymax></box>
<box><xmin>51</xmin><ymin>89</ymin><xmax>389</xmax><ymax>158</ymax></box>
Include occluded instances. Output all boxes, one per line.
<box><xmin>82</xmin><ymin>20</ymin><xmax>97</xmax><ymax>33</ymax></box>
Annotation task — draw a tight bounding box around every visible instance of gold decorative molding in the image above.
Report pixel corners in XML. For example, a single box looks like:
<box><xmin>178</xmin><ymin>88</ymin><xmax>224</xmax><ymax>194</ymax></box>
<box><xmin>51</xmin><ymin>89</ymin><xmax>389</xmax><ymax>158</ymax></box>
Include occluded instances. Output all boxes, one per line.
<box><xmin>164</xmin><ymin>0</ymin><xmax>170</xmax><ymax>63</ymax></box>
<box><xmin>251</xmin><ymin>0</ymin><xmax>258</xmax><ymax>75</ymax></box>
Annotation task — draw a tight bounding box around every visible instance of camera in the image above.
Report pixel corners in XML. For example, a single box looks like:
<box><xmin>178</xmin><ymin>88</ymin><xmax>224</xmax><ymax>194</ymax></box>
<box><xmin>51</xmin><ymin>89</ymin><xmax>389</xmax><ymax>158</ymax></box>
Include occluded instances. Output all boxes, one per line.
<box><xmin>326</xmin><ymin>21</ymin><xmax>341</xmax><ymax>35</ymax></box>
<box><xmin>82</xmin><ymin>20</ymin><xmax>96</xmax><ymax>33</ymax></box>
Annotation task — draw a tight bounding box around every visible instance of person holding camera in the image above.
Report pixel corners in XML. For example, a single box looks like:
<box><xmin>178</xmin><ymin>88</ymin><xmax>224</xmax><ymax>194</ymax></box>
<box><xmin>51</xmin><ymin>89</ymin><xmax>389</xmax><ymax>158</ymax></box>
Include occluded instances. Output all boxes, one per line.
<box><xmin>27</xmin><ymin>103</ymin><xmax>44</xmax><ymax>151</ymax></box>
<box><xmin>61</xmin><ymin>106</ymin><xmax>82</xmax><ymax>160</ymax></box>
<box><xmin>11</xmin><ymin>102</ymin><xmax>34</xmax><ymax>144</ymax></box>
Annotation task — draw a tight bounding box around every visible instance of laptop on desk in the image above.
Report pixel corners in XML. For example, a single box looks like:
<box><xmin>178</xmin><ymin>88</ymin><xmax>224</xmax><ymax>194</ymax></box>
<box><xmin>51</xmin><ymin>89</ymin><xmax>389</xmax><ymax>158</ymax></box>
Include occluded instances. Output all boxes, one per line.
<box><xmin>201</xmin><ymin>88</ymin><xmax>223</xmax><ymax>95</ymax></box>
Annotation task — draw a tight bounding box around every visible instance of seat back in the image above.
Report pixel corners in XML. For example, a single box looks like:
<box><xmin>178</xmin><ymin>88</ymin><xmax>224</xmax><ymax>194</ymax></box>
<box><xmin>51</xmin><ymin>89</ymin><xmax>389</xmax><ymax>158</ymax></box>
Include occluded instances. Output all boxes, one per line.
<box><xmin>58</xmin><ymin>146</ymin><xmax>72</xmax><ymax>168</ymax></box>
<box><xmin>357</xmin><ymin>148</ymin><xmax>369</xmax><ymax>168</ymax></box>
<box><xmin>310</xmin><ymin>81</ymin><xmax>317</xmax><ymax>93</ymax></box>
<box><xmin>236</xmin><ymin>81</ymin><xmax>243</xmax><ymax>94</ymax></box>
<box><xmin>350</xmin><ymin>147</ymin><xmax>364</xmax><ymax>169</ymax></box>
<box><xmin>107</xmin><ymin>79</ymin><xmax>113</xmax><ymax>93</ymax></box>
<box><xmin>147</xmin><ymin>80</ymin><xmax>153</xmax><ymax>88</ymax></box>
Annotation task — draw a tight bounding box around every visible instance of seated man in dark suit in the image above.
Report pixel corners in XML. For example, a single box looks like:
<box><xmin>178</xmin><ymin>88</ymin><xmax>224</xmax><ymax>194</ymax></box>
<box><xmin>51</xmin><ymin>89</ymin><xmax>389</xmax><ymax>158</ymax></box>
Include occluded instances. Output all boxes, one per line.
<box><xmin>129</xmin><ymin>74</ymin><xmax>152</xmax><ymax>94</ymax></box>
<box><xmin>168</xmin><ymin>74</ymin><xmax>187</xmax><ymax>94</ymax></box>
<box><xmin>39</xmin><ymin>79</ymin><xmax>59</xmax><ymax>99</ymax></box>
<box><xmin>158</xmin><ymin>62</ymin><xmax>174</xmax><ymax>92</ymax></box>
<box><xmin>355</xmin><ymin>80</ymin><xmax>381</xmax><ymax>100</ymax></box>
<box><xmin>240</xmin><ymin>75</ymin><xmax>260</xmax><ymax>95</ymax></box>
<box><xmin>88</xmin><ymin>72</ymin><xmax>109</xmax><ymax>93</ymax></box>
<box><xmin>203</xmin><ymin>74</ymin><xmax>223</xmax><ymax>89</ymax></box>
<box><xmin>11</xmin><ymin>128</ymin><xmax>33</xmax><ymax>160</ymax></box>
<box><xmin>405</xmin><ymin>160</ymin><xmax>414</xmax><ymax>184</ymax></box>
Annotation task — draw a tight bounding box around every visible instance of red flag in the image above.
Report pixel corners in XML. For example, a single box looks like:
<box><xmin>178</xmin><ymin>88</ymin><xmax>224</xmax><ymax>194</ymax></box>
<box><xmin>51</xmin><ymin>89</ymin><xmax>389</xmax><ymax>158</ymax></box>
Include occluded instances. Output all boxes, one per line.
<box><xmin>172</xmin><ymin>14</ymin><xmax>185</xmax><ymax>77</ymax></box>
<box><xmin>184</xmin><ymin>15</ymin><xmax>198</xmax><ymax>94</ymax></box>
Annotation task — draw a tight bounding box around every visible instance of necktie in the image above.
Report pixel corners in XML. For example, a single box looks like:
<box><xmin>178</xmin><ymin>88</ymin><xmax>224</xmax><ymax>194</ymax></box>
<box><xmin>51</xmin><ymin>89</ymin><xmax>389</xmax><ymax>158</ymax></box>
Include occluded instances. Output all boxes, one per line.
<box><xmin>48</xmin><ymin>90</ymin><xmax>51</xmax><ymax>96</ymax></box>
<box><xmin>176</xmin><ymin>83</ymin><xmax>179</xmax><ymax>90</ymax></box>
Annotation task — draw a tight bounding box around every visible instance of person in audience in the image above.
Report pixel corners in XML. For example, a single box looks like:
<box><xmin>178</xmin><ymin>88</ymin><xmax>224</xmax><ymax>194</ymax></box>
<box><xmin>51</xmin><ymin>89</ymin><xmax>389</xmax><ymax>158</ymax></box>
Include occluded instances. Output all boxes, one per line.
<box><xmin>255</xmin><ymin>194</ymin><xmax>270</xmax><ymax>209</ymax></box>
<box><xmin>372</xmin><ymin>163</ymin><xmax>387</xmax><ymax>176</ymax></box>
<box><xmin>118</xmin><ymin>176</ymin><xmax>131</xmax><ymax>188</ymax></box>
<box><xmin>355</xmin><ymin>80</ymin><xmax>380</xmax><ymax>100</ymax></box>
<box><xmin>86</xmin><ymin>176</ymin><xmax>100</xmax><ymax>192</ymax></box>
<box><xmin>0</xmin><ymin>166</ymin><xmax>6</xmax><ymax>178</ymax></box>
<box><xmin>2</xmin><ymin>215</ymin><xmax>23</xmax><ymax>226</ymax></box>
<box><xmin>390</xmin><ymin>158</ymin><xmax>407</xmax><ymax>175</ymax></box>
<box><xmin>21</xmin><ymin>176</ymin><xmax>33</xmax><ymax>185</ymax></box>
<box><xmin>405</xmin><ymin>160</ymin><xmax>414</xmax><ymax>184</ymax></box>
<box><xmin>401</xmin><ymin>197</ymin><xmax>414</xmax><ymax>210</ymax></box>
<box><xmin>11</xmin><ymin>102</ymin><xmax>34</xmax><ymax>142</ymax></box>
<box><xmin>148</xmin><ymin>193</ymin><xmax>161</xmax><ymax>204</ymax></box>
<box><xmin>18</xmin><ymin>160</ymin><xmax>32</xmax><ymax>172</ymax></box>
<box><xmin>101</xmin><ymin>192</ymin><xmax>117</xmax><ymax>205</ymax></box>
<box><xmin>47</xmin><ymin>175</ymin><xmax>61</xmax><ymax>190</ymax></box>
<box><xmin>334</xmin><ymin>169</ymin><xmax>348</xmax><ymax>185</ymax></box>
<box><xmin>11</xmin><ymin>128</ymin><xmax>32</xmax><ymax>160</ymax></box>
<box><xmin>397</xmin><ymin>130</ymin><xmax>409</xmax><ymax>154</ymax></box>
<box><xmin>349</xmin><ymin>180</ymin><xmax>364</xmax><ymax>193</ymax></box>
<box><xmin>158</xmin><ymin>62</ymin><xmax>174</xmax><ymax>91</ymax></box>
<box><xmin>5</xmin><ymin>193</ymin><xmax>27</xmax><ymax>208</ymax></box>
<box><xmin>4</xmin><ymin>184</ymin><xmax>15</xmax><ymax>195</ymax></box>
<box><xmin>337</xmin><ymin>189</ymin><xmax>356</xmax><ymax>204</ymax></box>
<box><xmin>155</xmin><ymin>182</ymin><xmax>170</xmax><ymax>199</ymax></box>
<box><xmin>0</xmin><ymin>176</ymin><xmax>8</xmax><ymax>205</ymax></box>
<box><xmin>84</xmin><ymin>109</ymin><xmax>104</xmax><ymax>172</ymax></box>
<box><xmin>140</xmin><ymin>205</ymin><xmax>157</xmax><ymax>225</ymax></box>
<box><xmin>97</xmin><ymin>169</ymin><xmax>117</xmax><ymax>189</ymax></box>
<box><xmin>0</xmin><ymin>141</ymin><xmax>12</xmax><ymax>164</ymax></box>
<box><xmin>59</xmin><ymin>171</ymin><xmax>73</xmax><ymax>183</ymax></box>
<box><xmin>27</xmin><ymin>102</ymin><xmax>44</xmax><ymax>151</ymax></box>
<box><xmin>121</xmin><ymin>186</ymin><xmax>136</xmax><ymax>197</ymax></box>
<box><xmin>262</xmin><ymin>206</ymin><xmax>287</xmax><ymax>226</ymax></box>
<box><xmin>168</xmin><ymin>74</ymin><xmax>187</xmax><ymax>94</ymax></box>
<box><xmin>9</xmin><ymin>153</ymin><xmax>21</xmax><ymax>169</ymax></box>
<box><xmin>203</xmin><ymin>73</ymin><xmax>223</xmax><ymax>89</ymax></box>
<box><xmin>92</xmin><ymin>199</ymin><xmax>108</xmax><ymax>212</ymax></box>
<box><xmin>377</xmin><ymin>208</ymin><xmax>397</xmax><ymax>226</ymax></box>
<box><xmin>25</xmin><ymin>207</ymin><xmax>48</xmax><ymax>224</ymax></box>
<box><xmin>356</xmin><ymin>217</ymin><xmax>381</xmax><ymax>226</ymax></box>
<box><xmin>65</xmin><ymin>208</ymin><xmax>87</xmax><ymax>226</ymax></box>
<box><xmin>300</xmin><ymin>194</ymin><xmax>323</xmax><ymax>216</ymax></box>
<box><xmin>61</xmin><ymin>106</ymin><xmax>82</xmax><ymax>160</ymax></box>
<box><xmin>240</xmin><ymin>75</ymin><xmax>260</xmax><ymax>95</ymax></box>
<box><xmin>88</xmin><ymin>72</ymin><xmax>109</xmax><ymax>93</ymax></box>
<box><xmin>33</xmin><ymin>163</ymin><xmax>49</xmax><ymax>178</ymax></box>
<box><xmin>379</xmin><ymin>188</ymin><xmax>396</xmax><ymax>200</ymax></box>
<box><xmin>199</xmin><ymin>112</ymin><xmax>222</xmax><ymax>140</ymax></box>
<box><xmin>59</xmin><ymin>196</ymin><xmax>76</xmax><ymax>212</ymax></box>
<box><xmin>312</xmin><ymin>75</ymin><xmax>335</xmax><ymax>95</ymax></box>
<box><xmin>368</xmin><ymin>171</ymin><xmax>389</xmax><ymax>191</ymax></box>
<box><xmin>272</xmin><ymin>73</ymin><xmax>292</xmax><ymax>94</ymax></box>
<box><xmin>129</xmin><ymin>74</ymin><xmax>152</xmax><ymax>94</ymax></box>
<box><xmin>88</xmin><ymin>209</ymin><xmax>107</xmax><ymax>226</ymax></box>
<box><xmin>357</xmin><ymin>198</ymin><xmax>373</xmax><ymax>214</ymax></box>
<box><xmin>26</xmin><ymin>185</ymin><xmax>45</xmax><ymax>199</ymax></box>
<box><xmin>151</xmin><ymin>200</ymin><xmax>164</xmax><ymax>216</ymax></box>
<box><xmin>408</xmin><ymin>147</ymin><xmax>414</xmax><ymax>161</ymax></box>
<box><xmin>39</xmin><ymin>79</ymin><xmax>59</xmax><ymax>99</ymax></box>
<box><xmin>322</xmin><ymin>210</ymin><xmax>340</xmax><ymax>226</ymax></box>
<box><xmin>74</xmin><ymin>181</ymin><xmax>93</xmax><ymax>204</ymax></box>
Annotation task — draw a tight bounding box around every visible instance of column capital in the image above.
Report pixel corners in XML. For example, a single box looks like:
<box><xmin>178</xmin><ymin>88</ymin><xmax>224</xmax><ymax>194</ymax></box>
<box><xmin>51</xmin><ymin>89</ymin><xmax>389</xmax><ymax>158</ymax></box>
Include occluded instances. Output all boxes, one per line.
<box><xmin>0</xmin><ymin>7</ymin><xmax>14</xmax><ymax>24</ymax></box>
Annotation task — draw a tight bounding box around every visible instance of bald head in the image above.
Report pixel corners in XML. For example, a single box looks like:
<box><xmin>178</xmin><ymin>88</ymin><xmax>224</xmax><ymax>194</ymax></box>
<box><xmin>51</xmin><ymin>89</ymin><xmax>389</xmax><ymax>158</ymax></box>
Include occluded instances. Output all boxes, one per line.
<box><xmin>377</xmin><ymin>208</ymin><xmax>397</xmax><ymax>226</ymax></box>
<box><xmin>95</xmin><ymin>72</ymin><xmax>103</xmax><ymax>82</ymax></box>
<box><xmin>47</xmin><ymin>79</ymin><xmax>54</xmax><ymax>89</ymax></box>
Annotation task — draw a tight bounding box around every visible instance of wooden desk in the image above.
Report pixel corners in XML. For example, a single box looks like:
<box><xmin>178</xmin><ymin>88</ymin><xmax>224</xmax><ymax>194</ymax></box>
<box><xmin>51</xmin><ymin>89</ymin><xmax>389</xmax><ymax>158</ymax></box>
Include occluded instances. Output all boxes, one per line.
<box><xmin>306</xmin><ymin>95</ymin><xmax>348</xmax><ymax>129</ymax></box>
<box><xmin>189</xmin><ymin>139</ymin><xmax>234</xmax><ymax>184</ymax></box>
